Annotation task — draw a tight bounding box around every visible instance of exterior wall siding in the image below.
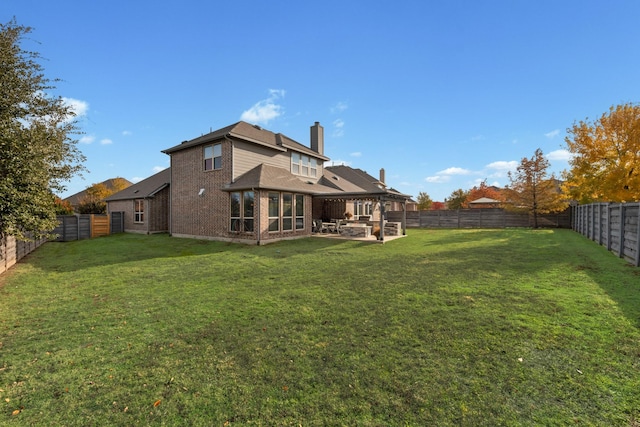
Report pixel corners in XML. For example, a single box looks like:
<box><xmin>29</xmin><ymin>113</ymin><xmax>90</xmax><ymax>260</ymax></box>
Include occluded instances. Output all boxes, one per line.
<box><xmin>233</xmin><ymin>141</ymin><xmax>290</xmax><ymax>178</ymax></box>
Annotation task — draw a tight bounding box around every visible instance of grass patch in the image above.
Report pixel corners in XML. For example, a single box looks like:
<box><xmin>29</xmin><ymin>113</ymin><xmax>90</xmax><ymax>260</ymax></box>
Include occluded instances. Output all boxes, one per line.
<box><xmin>1</xmin><ymin>229</ymin><xmax>640</xmax><ymax>425</ymax></box>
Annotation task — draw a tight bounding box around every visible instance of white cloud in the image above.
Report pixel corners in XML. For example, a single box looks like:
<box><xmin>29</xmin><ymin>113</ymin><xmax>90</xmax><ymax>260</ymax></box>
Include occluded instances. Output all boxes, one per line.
<box><xmin>100</xmin><ymin>138</ymin><xmax>113</xmax><ymax>145</ymax></box>
<box><xmin>122</xmin><ymin>130</ymin><xmax>132</xmax><ymax>136</ymax></box>
<box><xmin>332</xmin><ymin>118</ymin><xmax>345</xmax><ymax>137</ymax></box>
<box><xmin>546</xmin><ymin>149</ymin><xmax>573</xmax><ymax>161</ymax></box>
<box><xmin>79</xmin><ymin>135</ymin><xmax>95</xmax><ymax>144</ymax></box>
<box><xmin>331</xmin><ymin>101</ymin><xmax>348</xmax><ymax>113</ymax></box>
<box><xmin>240</xmin><ymin>89</ymin><xmax>285</xmax><ymax>125</ymax></box>
<box><xmin>436</xmin><ymin>167</ymin><xmax>471</xmax><ymax>176</ymax></box>
<box><xmin>485</xmin><ymin>160</ymin><xmax>518</xmax><ymax>178</ymax></box>
<box><xmin>152</xmin><ymin>165</ymin><xmax>167</xmax><ymax>173</ymax></box>
<box><xmin>545</xmin><ymin>129</ymin><xmax>560</xmax><ymax>139</ymax></box>
<box><xmin>425</xmin><ymin>175</ymin><xmax>451</xmax><ymax>183</ymax></box>
<box><xmin>62</xmin><ymin>97</ymin><xmax>89</xmax><ymax>120</ymax></box>
<box><xmin>486</xmin><ymin>161</ymin><xmax>518</xmax><ymax>172</ymax></box>
<box><xmin>350</xmin><ymin>151</ymin><xmax>361</xmax><ymax>157</ymax></box>
<box><xmin>131</xmin><ymin>177</ymin><xmax>143</xmax><ymax>183</ymax></box>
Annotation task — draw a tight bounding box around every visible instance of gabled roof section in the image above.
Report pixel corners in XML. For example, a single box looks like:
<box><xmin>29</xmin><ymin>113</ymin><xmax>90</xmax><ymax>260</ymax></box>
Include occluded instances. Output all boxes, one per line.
<box><xmin>222</xmin><ymin>164</ymin><xmax>337</xmax><ymax>194</ymax></box>
<box><xmin>105</xmin><ymin>168</ymin><xmax>171</xmax><ymax>201</ymax></box>
<box><xmin>162</xmin><ymin>121</ymin><xmax>329</xmax><ymax>160</ymax></box>
<box><xmin>324</xmin><ymin>165</ymin><xmax>386</xmax><ymax>193</ymax></box>
<box><xmin>320</xmin><ymin>165</ymin><xmax>411</xmax><ymax>200</ymax></box>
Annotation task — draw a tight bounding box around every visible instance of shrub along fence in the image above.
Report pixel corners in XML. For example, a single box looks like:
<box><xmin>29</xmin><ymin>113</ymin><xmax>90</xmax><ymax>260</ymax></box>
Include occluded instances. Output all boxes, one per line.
<box><xmin>572</xmin><ymin>202</ymin><xmax>640</xmax><ymax>267</ymax></box>
<box><xmin>388</xmin><ymin>208</ymin><xmax>571</xmax><ymax>229</ymax></box>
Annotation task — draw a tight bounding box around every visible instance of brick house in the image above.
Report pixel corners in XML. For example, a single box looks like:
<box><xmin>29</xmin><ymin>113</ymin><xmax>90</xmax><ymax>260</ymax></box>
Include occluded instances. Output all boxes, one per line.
<box><xmin>105</xmin><ymin>168</ymin><xmax>170</xmax><ymax>234</ymax></box>
<box><xmin>159</xmin><ymin>121</ymin><xmax>410</xmax><ymax>244</ymax></box>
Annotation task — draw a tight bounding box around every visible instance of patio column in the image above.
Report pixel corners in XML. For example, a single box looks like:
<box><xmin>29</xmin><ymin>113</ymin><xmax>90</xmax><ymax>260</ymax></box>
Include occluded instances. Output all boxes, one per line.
<box><xmin>378</xmin><ymin>197</ymin><xmax>385</xmax><ymax>241</ymax></box>
<box><xmin>402</xmin><ymin>200</ymin><xmax>407</xmax><ymax>236</ymax></box>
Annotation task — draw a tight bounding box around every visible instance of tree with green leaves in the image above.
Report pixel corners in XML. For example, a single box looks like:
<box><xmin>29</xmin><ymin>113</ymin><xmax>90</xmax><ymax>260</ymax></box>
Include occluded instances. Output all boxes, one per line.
<box><xmin>505</xmin><ymin>148</ymin><xmax>567</xmax><ymax>228</ymax></box>
<box><xmin>0</xmin><ymin>20</ymin><xmax>85</xmax><ymax>240</ymax></box>
<box><xmin>446</xmin><ymin>188</ymin><xmax>468</xmax><ymax>210</ymax></box>
<box><xmin>416</xmin><ymin>191</ymin><xmax>433</xmax><ymax>210</ymax></box>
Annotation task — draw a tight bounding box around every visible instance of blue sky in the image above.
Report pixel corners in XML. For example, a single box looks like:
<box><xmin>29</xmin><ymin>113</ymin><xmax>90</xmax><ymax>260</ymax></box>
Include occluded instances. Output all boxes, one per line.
<box><xmin>4</xmin><ymin>1</ymin><xmax>640</xmax><ymax>202</ymax></box>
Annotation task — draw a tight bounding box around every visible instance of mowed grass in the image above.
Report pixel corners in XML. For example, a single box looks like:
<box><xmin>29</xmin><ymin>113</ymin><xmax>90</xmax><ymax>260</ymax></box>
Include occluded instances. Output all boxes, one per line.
<box><xmin>1</xmin><ymin>229</ymin><xmax>640</xmax><ymax>426</ymax></box>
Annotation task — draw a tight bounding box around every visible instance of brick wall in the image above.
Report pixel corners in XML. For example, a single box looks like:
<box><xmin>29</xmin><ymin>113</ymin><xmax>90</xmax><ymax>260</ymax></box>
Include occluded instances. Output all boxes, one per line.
<box><xmin>169</xmin><ymin>140</ymin><xmax>236</xmax><ymax>239</ymax></box>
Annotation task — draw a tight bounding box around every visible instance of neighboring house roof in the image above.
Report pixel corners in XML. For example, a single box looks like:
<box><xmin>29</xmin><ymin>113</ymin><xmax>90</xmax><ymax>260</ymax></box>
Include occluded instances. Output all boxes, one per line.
<box><xmin>468</xmin><ymin>197</ymin><xmax>502</xmax><ymax>204</ymax></box>
<box><xmin>162</xmin><ymin>121</ymin><xmax>330</xmax><ymax>161</ymax></box>
<box><xmin>105</xmin><ymin>168</ymin><xmax>171</xmax><ymax>201</ymax></box>
<box><xmin>64</xmin><ymin>177</ymin><xmax>133</xmax><ymax>206</ymax></box>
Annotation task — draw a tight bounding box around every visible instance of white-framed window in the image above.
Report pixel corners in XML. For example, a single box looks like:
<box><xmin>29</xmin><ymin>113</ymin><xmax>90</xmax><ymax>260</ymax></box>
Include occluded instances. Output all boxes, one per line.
<box><xmin>291</xmin><ymin>152</ymin><xmax>300</xmax><ymax>174</ymax></box>
<box><xmin>230</xmin><ymin>191</ymin><xmax>254</xmax><ymax>232</ymax></box>
<box><xmin>134</xmin><ymin>199</ymin><xmax>144</xmax><ymax>223</ymax></box>
<box><xmin>291</xmin><ymin>152</ymin><xmax>320</xmax><ymax>178</ymax></box>
<box><xmin>310</xmin><ymin>158</ymin><xmax>317</xmax><ymax>178</ymax></box>
<box><xmin>354</xmin><ymin>201</ymin><xmax>373</xmax><ymax>217</ymax></box>
<box><xmin>204</xmin><ymin>143</ymin><xmax>222</xmax><ymax>171</ymax></box>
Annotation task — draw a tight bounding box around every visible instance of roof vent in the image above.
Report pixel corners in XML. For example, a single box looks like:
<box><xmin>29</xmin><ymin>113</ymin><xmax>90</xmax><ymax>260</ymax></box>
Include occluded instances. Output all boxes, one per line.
<box><xmin>134</xmin><ymin>190</ymin><xmax>139</xmax><ymax>193</ymax></box>
<box><xmin>253</xmin><ymin>124</ymin><xmax>262</xmax><ymax>130</ymax></box>
<box><xmin>332</xmin><ymin>175</ymin><xmax>339</xmax><ymax>180</ymax></box>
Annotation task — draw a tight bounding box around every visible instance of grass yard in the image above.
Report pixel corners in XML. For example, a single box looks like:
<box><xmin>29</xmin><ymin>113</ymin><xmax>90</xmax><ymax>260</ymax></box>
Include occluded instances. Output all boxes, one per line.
<box><xmin>1</xmin><ymin>229</ymin><xmax>640</xmax><ymax>426</ymax></box>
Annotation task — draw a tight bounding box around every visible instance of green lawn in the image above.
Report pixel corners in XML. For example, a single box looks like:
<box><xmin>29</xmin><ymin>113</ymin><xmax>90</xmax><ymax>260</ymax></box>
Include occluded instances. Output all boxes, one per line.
<box><xmin>1</xmin><ymin>229</ymin><xmax>640</xmax><ymax>426</ymax></box>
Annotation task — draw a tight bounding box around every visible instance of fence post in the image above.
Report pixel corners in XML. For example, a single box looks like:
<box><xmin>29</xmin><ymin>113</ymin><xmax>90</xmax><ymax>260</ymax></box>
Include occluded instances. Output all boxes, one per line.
<box><xmin>635</xmin><ymin>203</ymin><xmax>640</xmax><ymax>267</ymax></box>
<box><xmin>619</xmin><ymin>204</ymin><xmax>626</xmax><ymax>258</ymax></box>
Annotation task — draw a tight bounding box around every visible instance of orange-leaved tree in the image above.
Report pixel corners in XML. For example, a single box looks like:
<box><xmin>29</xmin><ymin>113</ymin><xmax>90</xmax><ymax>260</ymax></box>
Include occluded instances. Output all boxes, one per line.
<box><xmin>563</xmin><ymin>103</ymin><xmax>640</xmax><ymax>203</ymax></box>
<box><xmin>77</xmin><ymin>178</ymin><xmax>131</xmax><ymax>214</ymax></box>
<box><xmin>461</xmin><ymin>180</ymin><xmax>503</xmax><ymax>208</ymax></box>
<box><xmin>505</xmin><ymin>148</ymin><xmax>568</xmax><ymax>228</ymax></box>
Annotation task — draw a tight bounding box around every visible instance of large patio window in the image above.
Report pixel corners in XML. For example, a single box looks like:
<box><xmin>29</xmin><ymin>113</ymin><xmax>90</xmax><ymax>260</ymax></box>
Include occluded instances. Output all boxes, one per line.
<box><xmin>295</xmin><ymin>194</ymin><xmax>304</xmax><ymax>229</ymax></box>
<box><xmin>230</xmin><ymin>191</ymin><xmax>254</xmax><ymax>232</ymax></box>
<box><xmin>268</xmin><ymin>192</ymin><xmax>279</xmax><ymax>232</ymax></box>
<box><xmin>282</xmin><ymin>193</ymin><xmax>293</xmax><ymax>231</ymax></box>
<box><xmin>267</xmin><ymin>192</ymin><xmax>304</xmax><ymax>232</ymax></box>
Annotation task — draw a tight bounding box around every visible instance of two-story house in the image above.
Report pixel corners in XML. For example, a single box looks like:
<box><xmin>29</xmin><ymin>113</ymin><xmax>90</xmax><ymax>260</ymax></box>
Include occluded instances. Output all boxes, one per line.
<box><xmin>108</xmin><ymin>121</ymin><xmax>410</xmax><ymax>244</ymax></box>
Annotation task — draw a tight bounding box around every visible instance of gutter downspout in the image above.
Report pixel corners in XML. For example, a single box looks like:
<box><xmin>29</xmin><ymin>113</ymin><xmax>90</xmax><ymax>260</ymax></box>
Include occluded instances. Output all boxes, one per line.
<box><xmin>253</xmin><ymin>187</ymin><xmax>260</xmax><ymax>245</ymax></box>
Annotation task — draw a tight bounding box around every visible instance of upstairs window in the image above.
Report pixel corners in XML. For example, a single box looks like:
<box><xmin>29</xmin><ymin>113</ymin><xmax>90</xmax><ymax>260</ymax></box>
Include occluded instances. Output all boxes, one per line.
<box><xmin>204</xmin><ymin>144</ymin><xmax>222</xmax><ymax>171</ymax></box>
<box><xmin>291</xmin><ymin>152</ymin><xmax>320</xmax><ymax>177</ymax></box>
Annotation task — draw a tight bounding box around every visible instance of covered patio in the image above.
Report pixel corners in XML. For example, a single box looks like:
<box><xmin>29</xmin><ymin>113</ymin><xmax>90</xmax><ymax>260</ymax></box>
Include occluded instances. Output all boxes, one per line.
<box><xmin>312</xmin><ymin>193</ymin><xmax>410</xmax><ymax>242</ymax></box>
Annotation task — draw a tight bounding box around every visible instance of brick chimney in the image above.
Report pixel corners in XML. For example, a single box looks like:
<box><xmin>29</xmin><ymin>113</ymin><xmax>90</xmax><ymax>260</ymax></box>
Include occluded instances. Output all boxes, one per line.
<box><xmin>380</xmin><ymin>168</ymin><xmax>386</xmax><ymax>185</ymax></box>
<box><xmin>310</xmin><ymin>122</ymin><xmax>324</xmax><ymax>155</ymax></box>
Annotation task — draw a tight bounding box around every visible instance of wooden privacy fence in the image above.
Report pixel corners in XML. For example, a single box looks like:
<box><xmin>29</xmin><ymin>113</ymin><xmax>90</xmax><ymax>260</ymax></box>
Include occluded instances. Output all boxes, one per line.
<box><xmin>0</xmin><ymin>213</ymin><xmax>125</xmax><ymax>276</ymax></box>
<box><xmin>388</xmin><ymin>208</ymin><xmax>571</xmax><ymax>229</ymax></box>
<box><xmin>53</xmin><ymin>212</ymin><xmax>124</xmax><ymax>242</ymax></box>
<box><xmin>0</xmin><ymin>233</ymin><xmax>47</xmax><ymax>275</ymax></box>
<box><xmin>572</xmin><ymin>203</ymin><xmax>640</xmax><ymax>266</ymax></box>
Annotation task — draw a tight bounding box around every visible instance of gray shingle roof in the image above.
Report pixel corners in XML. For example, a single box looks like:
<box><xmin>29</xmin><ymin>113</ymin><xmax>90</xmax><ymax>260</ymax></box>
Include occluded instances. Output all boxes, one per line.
<box><xmin>222</xmin><ymin>164</ymin><xmax>339</xmax><ymax>194</ymax></box>
<box><xmin>162</xmin><ymin>121</ymin><xmax>329</xmax><ymax>161</ymax></box>
<box><xmin>105</xmin><ymin>168</ymin><xmax>171</xmax><ymax>201</ymax></box>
